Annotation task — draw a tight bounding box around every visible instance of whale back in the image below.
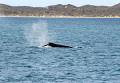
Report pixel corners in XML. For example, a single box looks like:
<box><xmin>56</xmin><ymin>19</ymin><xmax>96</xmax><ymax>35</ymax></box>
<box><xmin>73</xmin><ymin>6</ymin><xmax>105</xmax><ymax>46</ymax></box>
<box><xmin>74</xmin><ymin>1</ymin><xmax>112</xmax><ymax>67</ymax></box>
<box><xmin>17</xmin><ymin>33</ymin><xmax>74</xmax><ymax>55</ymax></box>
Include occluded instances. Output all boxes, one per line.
<box><xmin>44</xmin><ymin>42</ymin><xmax>72</xmax><ymax>48</ymax></box>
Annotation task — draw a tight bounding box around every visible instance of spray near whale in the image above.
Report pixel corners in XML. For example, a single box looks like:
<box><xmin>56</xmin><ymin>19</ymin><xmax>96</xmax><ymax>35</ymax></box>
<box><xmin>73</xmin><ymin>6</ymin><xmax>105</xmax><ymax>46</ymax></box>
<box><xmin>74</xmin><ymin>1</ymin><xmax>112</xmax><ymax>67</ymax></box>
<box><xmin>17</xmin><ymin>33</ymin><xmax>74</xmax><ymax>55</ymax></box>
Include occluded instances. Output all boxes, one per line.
<box><xmin>25</xmin><ymin>21</ymin><xmax>74</xmax><ymax>48</ymax></box>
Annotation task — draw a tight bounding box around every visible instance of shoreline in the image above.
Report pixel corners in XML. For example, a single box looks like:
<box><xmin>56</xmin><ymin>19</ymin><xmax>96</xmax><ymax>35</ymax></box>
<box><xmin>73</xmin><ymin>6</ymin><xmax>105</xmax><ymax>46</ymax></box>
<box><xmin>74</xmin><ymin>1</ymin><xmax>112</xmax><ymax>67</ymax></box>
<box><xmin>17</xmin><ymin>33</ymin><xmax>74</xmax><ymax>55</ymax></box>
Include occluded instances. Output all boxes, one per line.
<box><xmin>0</xmin><ymin>16</ymin><xmax>120</xmax><ymax>18</ymax></box>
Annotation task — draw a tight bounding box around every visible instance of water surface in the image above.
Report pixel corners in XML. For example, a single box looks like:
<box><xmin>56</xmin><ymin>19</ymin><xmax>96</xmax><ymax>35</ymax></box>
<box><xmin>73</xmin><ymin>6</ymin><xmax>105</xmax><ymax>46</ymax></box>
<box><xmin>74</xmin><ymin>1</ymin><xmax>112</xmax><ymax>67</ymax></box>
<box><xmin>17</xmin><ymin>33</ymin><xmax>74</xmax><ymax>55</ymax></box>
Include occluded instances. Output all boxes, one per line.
<box><xmin>0</xmin><ymin>17</ymin><xmax>120</xmax><ymax>83</ymax></box>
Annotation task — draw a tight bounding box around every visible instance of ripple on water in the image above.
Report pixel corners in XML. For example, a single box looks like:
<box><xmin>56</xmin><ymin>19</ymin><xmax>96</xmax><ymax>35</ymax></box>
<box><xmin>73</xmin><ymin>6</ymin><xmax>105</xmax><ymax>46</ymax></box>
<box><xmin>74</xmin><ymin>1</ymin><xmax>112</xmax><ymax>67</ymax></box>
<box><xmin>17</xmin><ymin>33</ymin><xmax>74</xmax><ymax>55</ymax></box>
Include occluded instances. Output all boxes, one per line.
<box><xmin>0</xmin><ymin>18</ymin><xmax>120</xmax><ymax>83</ymax></box>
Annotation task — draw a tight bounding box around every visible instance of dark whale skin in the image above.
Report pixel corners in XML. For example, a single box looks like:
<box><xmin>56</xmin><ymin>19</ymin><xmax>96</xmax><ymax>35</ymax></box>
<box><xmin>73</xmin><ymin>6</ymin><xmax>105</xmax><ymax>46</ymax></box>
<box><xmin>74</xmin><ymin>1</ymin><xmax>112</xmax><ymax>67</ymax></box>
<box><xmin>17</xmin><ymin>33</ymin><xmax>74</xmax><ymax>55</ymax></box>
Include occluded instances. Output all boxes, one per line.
<box><xmin>44</xmin><ymin>42</ymin><xmax>72</xmax><ymax>48</ymax></box>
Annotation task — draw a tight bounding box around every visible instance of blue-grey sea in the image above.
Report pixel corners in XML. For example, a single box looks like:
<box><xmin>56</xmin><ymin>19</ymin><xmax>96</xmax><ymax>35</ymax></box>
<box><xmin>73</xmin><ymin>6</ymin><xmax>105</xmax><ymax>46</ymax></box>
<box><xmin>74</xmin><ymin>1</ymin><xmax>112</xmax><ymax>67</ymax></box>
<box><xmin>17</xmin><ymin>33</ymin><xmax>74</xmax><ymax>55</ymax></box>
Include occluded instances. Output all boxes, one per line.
<box><xmin>0</xmin><ymin>17</ymin><xmax>120</xmax><ymax>83</ymax></box>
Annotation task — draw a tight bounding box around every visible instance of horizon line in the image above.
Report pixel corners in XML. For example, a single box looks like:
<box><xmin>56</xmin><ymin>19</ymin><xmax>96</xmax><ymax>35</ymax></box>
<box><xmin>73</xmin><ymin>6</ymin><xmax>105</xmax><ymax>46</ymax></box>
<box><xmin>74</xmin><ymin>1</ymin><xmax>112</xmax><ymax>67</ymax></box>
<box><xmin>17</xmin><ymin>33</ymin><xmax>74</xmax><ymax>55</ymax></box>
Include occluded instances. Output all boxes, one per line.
<box><xmin>0</xmin><ymin>3</ymin><xmax>118</xmax><ymax>7</ymax></box>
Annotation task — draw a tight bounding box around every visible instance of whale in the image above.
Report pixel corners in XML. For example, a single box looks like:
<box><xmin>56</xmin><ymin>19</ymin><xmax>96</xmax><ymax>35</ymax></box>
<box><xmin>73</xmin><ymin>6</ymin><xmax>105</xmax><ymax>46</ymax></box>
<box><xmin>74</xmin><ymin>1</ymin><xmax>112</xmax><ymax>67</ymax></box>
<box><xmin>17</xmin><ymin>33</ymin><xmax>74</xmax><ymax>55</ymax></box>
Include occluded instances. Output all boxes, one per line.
<box><xmin>43</xmin><ymin>42</ymin><xmax>72</xmax><ymax>48</ymax></box>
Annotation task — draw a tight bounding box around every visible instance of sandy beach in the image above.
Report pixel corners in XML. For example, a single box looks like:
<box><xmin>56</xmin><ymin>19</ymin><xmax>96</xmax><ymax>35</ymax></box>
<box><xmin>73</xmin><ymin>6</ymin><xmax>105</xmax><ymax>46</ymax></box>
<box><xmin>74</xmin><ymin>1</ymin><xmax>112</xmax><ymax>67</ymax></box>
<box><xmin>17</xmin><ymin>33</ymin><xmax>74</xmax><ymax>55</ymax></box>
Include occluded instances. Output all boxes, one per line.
<box><xmin>0</xmin><ymin>15</ymin><xmax>120</xmax><ymax>18</ymax></box>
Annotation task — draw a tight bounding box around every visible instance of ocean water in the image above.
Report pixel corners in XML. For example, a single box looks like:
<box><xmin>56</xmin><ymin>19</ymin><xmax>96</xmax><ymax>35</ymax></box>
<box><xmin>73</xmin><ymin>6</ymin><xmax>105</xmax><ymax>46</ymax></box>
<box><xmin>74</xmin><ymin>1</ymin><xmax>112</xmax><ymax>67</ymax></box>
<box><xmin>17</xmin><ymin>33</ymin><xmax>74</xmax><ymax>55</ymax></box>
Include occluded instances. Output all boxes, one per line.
<box><xmin>0</xmin><ymin>17</ymin><xmax>120</xmax><ymax>83</ymax></box>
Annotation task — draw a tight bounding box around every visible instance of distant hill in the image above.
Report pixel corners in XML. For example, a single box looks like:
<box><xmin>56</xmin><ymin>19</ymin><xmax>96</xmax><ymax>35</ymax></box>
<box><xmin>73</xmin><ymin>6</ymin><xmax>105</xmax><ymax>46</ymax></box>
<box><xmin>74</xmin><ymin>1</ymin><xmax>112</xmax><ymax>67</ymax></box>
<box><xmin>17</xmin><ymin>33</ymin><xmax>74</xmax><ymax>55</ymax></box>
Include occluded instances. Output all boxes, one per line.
<box><xmin>0</xmin><ymin>3</ymin><xmax>120</xmax><ymax>17</ymax></box>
